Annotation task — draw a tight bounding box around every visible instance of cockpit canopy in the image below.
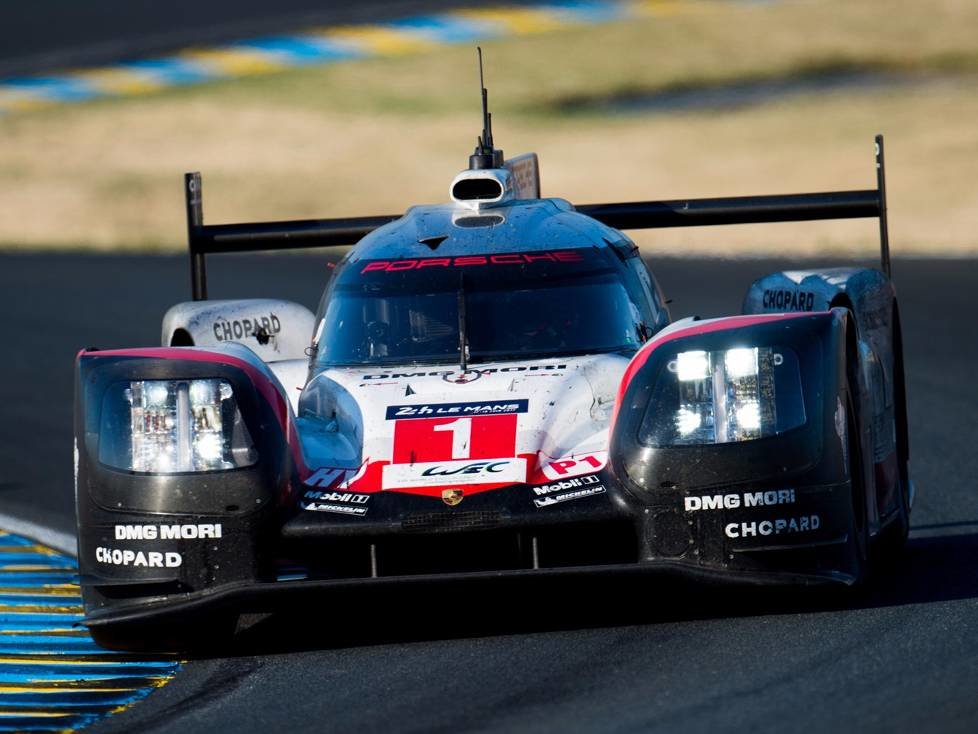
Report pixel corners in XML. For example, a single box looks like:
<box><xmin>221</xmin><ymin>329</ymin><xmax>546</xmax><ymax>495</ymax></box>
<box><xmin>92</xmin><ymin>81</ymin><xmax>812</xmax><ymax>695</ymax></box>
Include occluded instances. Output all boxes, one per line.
<box><xmin>311</xmin><ymin>246</ymin><xmax>662</xmax><ymax>369</ymax></box>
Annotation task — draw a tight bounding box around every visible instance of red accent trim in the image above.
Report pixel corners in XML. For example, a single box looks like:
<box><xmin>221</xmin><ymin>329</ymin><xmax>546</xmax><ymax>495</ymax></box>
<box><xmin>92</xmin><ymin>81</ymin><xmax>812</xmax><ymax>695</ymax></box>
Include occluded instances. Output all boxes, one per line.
<box><xmin>358</xmin><ymin>250</ymin><xmax>585</xmax><ymax>274</ymax></box>
<box><xmin>610</xmin><ymin>313</ymin><xmax>825</xmax><ymax>430</ymax></box>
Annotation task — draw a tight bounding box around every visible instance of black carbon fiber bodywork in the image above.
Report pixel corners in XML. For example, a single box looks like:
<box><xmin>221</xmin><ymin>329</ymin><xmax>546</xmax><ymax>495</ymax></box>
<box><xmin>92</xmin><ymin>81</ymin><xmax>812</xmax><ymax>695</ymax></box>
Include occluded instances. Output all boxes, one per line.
<box><xmin>75</xmin><ymin>312</ymin><xmax>865</xmax><ymax>632</ymax></box>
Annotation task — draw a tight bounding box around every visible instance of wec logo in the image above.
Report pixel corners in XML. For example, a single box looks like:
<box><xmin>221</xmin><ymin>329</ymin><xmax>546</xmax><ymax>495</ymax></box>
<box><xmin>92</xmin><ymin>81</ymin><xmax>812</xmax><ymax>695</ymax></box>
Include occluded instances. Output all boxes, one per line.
<box><xmin>422</xmin><ymin>461</ymin><xmax>509</xmax><ymax>477</ymax></box>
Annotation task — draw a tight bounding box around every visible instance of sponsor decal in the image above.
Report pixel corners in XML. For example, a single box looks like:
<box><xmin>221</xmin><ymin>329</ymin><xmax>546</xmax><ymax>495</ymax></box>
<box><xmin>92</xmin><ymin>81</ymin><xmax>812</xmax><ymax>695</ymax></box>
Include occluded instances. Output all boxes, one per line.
<box><xmin>302</xmin><ymin>502</ymin><xmax>368</xmax><ymax>516</ymax></box>
<box><xmin>304</xmin><ymin>467</ymin><xmax>362</xmax><ymax>489</ymax></box>
<box><xmin>363</xmin><ymin>365</ymin><xmax>566</xmax><ymax>380</ymax></box>
<box><xmin>360</xmin><ymin>250</ymin><xmax>583</xmax><ymax>273</ymax></box>
<box><xmin>533</xmin><ymin>484</ymin><xmax>606</xmax><ymax>508</ymax></box>
<box><xmin>442</xmin><ymin>488</ymin><xmax>465</xmax><ymax>506</ymax></box>
<box><xmin>213</xmin><ymin>313</ymin><xmax>282</xmax><ymax>342</ymax></box>
<box><xmin>725</xmin><ymin>514</ymin><xmax>820</xmax><ymax>538</ymax></box>
<box><xmin>387</xmin><ymin>400</ymin><xmax>528</xmax><ymax>420</ymax></box>
<box><xmin>540</xmin><ymin>452</ymin><xmax>607</xmax><ymax>481</ymax></box>
<box><xmin>303</xmin><ymin>490</ymin><xmax>369</xmax><ymax>504</ymax></box>
<box><xmin>383</xmin><ymin>457</ymin><xmax>527</xmax><ymax>489</ymax></box>
<box><xmin>683</xmin><ymin>489</ymin><xmax>796</xmax><ymax>512</ymax></box>
<box><xmin>96</xmin><ymin>547</ymin><xmax>182</xmax><ymax>568</ymax></box>
<box><xmin>301</xmin><ymin>489</ymin><xmax>370</xmax><ymax>514</ymax></box>
<box><xmin>533</xmin><ymin>475</ymin><xmax>602</xmax><ymax>496</ymax></box>
<box><xmin>113</xmin><ymin>523</ymin><xmax>222</xmax><ymax>540</ymax></box>
<box><xmin>391</xmin><ymin>412</ymin><xmax>520</xmax><ymax>467</ymax></box>
<box><xmin>762</xmin><ymin>289</ymin><xmax>816</xmax><ymax>312</ymax></box>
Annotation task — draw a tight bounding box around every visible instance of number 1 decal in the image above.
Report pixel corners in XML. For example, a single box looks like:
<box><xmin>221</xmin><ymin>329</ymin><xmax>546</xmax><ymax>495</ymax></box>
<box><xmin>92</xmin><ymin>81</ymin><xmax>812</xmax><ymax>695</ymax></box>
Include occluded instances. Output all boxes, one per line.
<box><xmin>432</xmin><ymin>418</ymin><xmax>472</xmax><ymax>459</ymax></box>
<box><xmin>392</xmin><ymin>414</ymin><xmax>518</xmax><ymax>464</ymax></box>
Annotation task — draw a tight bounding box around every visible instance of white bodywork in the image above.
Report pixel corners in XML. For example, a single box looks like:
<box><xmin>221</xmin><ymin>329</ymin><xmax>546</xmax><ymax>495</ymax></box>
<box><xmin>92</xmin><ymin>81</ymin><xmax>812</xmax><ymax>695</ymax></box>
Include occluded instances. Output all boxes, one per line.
<box><xmin>162</xmin><ymin>298</ymin><xmax>315</xmax><ymax>363</ymax></box>
<box><xmin>295</xmin><ymin>354</ymin><xmax>628</xmax><ymax>495</ymax></box>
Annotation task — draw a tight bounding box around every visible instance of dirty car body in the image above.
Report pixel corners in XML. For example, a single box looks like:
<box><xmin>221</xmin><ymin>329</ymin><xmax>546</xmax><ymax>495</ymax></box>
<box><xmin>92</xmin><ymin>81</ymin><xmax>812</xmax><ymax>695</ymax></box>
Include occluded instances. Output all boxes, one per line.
<box><xmin>74</xmin><ymin>134</ymin><xmax>913</xmax><ymax>650</ymax></box>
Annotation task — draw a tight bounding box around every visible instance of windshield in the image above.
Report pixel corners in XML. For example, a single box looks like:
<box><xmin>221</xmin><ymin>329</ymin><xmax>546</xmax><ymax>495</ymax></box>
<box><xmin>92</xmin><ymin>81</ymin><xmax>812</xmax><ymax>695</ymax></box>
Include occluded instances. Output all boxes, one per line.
<box><xmin>314</xmin><ymin>249</ymin><xmax>647</xmax><ymax>367</ymax></box>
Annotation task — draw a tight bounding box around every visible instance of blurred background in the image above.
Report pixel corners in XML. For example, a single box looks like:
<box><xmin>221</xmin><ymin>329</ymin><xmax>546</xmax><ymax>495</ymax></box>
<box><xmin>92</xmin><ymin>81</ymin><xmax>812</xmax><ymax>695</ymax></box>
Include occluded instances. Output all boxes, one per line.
<box><xmin>1</xmin><ymin>0</ymin><xmax>975</xmax><ymax>257</ymax></box>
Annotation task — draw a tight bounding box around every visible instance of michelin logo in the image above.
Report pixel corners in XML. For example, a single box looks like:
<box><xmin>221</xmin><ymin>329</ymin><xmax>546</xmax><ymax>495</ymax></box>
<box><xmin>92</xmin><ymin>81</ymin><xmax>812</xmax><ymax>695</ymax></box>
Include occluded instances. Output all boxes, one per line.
<box><xmin>302</xmin><ymin>502</ymin><xmax>368</xmax><ymax>516</ymax></box>
<box><xmin>533</xmin><ymin>484</ymin><xmax>606</xmax><ymax>508</ymax></box>
<box><xmin>302</xmin><ymin>490</ymin><xmax>370</xmax><ymax>516</ymax></box>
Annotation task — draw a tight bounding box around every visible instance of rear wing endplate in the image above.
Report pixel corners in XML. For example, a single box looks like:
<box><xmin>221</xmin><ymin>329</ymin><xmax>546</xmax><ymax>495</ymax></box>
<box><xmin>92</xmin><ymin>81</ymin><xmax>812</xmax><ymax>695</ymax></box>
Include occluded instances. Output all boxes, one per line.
<box><xmin>186</xmin><ymin>135</ymin><xmax>890</xmax><ymax>300</ymax></box>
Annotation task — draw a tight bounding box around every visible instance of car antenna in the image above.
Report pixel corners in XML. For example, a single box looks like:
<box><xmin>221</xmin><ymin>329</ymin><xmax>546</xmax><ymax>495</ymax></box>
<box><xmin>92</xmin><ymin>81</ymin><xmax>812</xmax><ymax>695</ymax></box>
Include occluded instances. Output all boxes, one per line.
<box><xmin>469</xmin><ymin>47</ymin><xmax>503</xmax><ymax>170</ymax></box>
<box><xmin>457</xmin><ymin>273</ymin><xmax>469</xmax><ymax>372</ymax></box>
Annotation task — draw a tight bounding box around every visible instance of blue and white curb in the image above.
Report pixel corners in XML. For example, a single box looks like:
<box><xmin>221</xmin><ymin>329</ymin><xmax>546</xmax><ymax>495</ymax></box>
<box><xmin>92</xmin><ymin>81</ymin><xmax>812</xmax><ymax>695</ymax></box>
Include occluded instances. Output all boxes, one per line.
<box><xmin>0</xmin><ymin>528</ymin><xmax>180</xmax><ymax>732</ymax></box>
<box><xmin>0</xmin><ymin>0</ymin><xmax>705</xmax><ymax>114</ymax></box>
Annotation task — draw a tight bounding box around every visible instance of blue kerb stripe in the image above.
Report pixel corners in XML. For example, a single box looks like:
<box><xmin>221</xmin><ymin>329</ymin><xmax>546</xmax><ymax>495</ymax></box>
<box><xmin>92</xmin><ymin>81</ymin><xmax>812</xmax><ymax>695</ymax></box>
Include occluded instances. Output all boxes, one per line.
<box><xmin>0</xmin><ymin>0</ymin><xmax>674</xmax><ymax>112</ymax></box>
<box><xmin>0</xmin><ymin>714</ymin><xmax>105</xmax><ymax>731</ymax></box>
<box><xmin>118</xmin><ymin>58</ymin><xmax>220</xmax><ymax>86</ymax></box>
<box><xmin>233</xmin><ymin>36</ymin><xmax>368</xmax><ymax>65</ymax></box>
<box><xmin>0</xmin><ymin>614</ymin><xmax>83</xmax><ymax>625</ymax></box>
<box><xmin>0</xmin><ymin>596</ymin><xmax>83</xmax><ymax>607</ymax></box>
<box><xmin>387</xmin><ymin>15</ymin><xmax>506</xmax><ymax>43</ymax></box>
<box><xmin>0</xmin><ymin>530</ymin><xmax>181</xmax><ymax>731</ymax></box>
<box><xmin>0</xmin><ymin>553</ymin><xmax>75</xmax><ymax>566</ymax></box>
<box><xmin>537</xmin><ymin>0</ymin><xmax>636</xmax><ymax>22</ymax></box>
<box><xmin>0</xmin><ymin>536</ymin><xmax>39</xmax><ymax>548</ymax></box>
<box><xmin>1</xmin><ymin>77</ymin><xmax>99</xmax><ymax>102</ymax></box>
<box><xmin>0</xmin><ymin>636</ymin><xmax>105</xmax><ymax>651</ymax></box>
<box><xmin>0</xmin><ymin>661</ymin><xmax>177</xmax><ymax>678</ymax></box>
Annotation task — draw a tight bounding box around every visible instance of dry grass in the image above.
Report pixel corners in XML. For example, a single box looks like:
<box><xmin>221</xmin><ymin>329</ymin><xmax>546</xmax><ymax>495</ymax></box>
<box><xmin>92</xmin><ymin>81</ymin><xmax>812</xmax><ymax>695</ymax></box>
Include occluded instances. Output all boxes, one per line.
<box><xmin>1</xmin><ymin>0</ymin><xmax>977</xmax><ymax>255</ymax></box>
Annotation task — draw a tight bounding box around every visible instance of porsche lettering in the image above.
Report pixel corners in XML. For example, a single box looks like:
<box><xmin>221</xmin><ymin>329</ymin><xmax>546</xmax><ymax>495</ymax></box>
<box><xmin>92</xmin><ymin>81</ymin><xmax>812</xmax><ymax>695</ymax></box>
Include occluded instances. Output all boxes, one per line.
<box><xmin>360</xmin><ymin>251</ymin><xmax>583</xmax><ymax>273</ymax></box>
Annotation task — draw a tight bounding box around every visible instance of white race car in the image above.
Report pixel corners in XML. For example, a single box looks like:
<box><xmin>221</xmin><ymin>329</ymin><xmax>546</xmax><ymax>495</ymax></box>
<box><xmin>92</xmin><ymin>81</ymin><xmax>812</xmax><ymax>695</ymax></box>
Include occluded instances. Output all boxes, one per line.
<box><xmin>74</xmin><ymin>80</ymin><xmax>912</xmax><ymax>651</ymax></box>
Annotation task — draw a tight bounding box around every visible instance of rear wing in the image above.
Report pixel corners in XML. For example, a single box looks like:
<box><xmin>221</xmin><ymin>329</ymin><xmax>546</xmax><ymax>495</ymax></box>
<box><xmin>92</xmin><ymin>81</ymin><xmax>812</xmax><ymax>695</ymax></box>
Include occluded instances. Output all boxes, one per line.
<box><xmin>185</xmin><ymin>134</ymin><xmax>890</xmax><ymax>300</ymax></box>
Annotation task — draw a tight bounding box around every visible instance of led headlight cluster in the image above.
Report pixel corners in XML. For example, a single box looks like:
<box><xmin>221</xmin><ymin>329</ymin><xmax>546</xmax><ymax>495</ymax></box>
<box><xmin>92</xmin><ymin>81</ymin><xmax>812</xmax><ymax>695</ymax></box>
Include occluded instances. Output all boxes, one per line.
<box><xmin>639</xmin><ymin>346</ymin><xmax>806</xmax><ymax>447</ymax></box>
<box><xmin>99</xmin><ymin>379</ymin><xmax>257</xmax><ymax>473</ymax></box>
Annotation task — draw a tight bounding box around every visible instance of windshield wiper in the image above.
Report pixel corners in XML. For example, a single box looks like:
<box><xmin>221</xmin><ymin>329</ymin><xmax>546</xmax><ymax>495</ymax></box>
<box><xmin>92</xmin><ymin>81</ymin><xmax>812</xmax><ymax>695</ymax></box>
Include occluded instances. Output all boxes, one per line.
<box><xmin>457</xmin><ymin>273</ymin><xmax>470</xmax><ymax>372</ymax></box>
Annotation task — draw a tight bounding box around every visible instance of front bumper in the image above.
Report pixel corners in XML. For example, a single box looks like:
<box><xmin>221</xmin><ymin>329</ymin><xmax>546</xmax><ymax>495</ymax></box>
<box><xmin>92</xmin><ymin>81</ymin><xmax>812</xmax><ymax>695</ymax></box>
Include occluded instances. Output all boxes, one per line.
<box><xmin>84</xmin><ymin>555</ymin><xmax>852</xmax><ymax>630</ymax></box>
<box><xmin>80</xmin><ymin>475</ymin><xmax>857</xmax><ymax>629</ymax></box>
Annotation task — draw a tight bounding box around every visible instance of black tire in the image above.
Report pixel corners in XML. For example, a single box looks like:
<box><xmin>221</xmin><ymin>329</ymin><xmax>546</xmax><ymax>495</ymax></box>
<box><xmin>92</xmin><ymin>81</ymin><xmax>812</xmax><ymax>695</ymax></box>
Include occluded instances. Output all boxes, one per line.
<box><xmin>875</xmin><ymin>307</ymin><xmax>911</xmax><ymax>556</ymax></box>
<box><xmin>845</xmin><ymin>392</ymin><xmax>870</xmax><ymax>586</ymax></box>
<box><xmin>88</xmin><ymin>612</ymin><xmax>238</xmax><ymax>654</ymax></box>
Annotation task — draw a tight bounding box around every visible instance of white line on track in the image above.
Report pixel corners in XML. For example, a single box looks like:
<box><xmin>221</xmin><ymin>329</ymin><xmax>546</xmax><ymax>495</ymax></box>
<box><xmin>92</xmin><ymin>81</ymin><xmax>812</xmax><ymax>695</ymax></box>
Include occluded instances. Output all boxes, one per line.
<box><xmin>0</xmin><ymin>511</ymin><xmax>77</xmax><ymax>556</ymax></box>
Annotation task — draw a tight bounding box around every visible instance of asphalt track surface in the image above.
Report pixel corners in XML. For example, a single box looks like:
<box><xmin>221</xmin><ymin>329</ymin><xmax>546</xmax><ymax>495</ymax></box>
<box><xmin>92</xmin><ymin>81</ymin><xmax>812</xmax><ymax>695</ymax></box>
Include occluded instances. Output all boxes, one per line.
<box><xmin>0</xmin><ymin>0</ymin><xmax>540</xmax><ymax>77</ymax></box>
<box><xmin>2</xmin><ymin>252</ymin><xmax>977</xmax><ymax>733</ymax></box>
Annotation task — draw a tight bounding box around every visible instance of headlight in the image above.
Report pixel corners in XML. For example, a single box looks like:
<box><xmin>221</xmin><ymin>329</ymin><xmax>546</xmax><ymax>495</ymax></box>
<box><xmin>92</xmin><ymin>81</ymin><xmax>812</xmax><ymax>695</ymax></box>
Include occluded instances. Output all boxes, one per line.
<box><xmin>98</xmin><ymin>379</ymin><xmax>257</xmax><ymax>473</ymax></box>
<box><xmin>638</xmin><ymin>346</ymin><xmax>806</xmax><ymax>446</ymax></box>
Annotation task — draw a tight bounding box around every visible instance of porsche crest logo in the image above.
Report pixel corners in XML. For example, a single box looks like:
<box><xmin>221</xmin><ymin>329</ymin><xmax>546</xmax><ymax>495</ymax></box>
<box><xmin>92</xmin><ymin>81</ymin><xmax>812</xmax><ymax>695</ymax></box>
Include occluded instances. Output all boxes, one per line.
<box><xmin>442</xmin><ymin>489</ymin><xmax>464</xmax><ymax>506</ymax></box>
<box><xmin>442</xmin><ymin>370</ymin><xmax>482</xmax><ymax>384</ymax></box>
